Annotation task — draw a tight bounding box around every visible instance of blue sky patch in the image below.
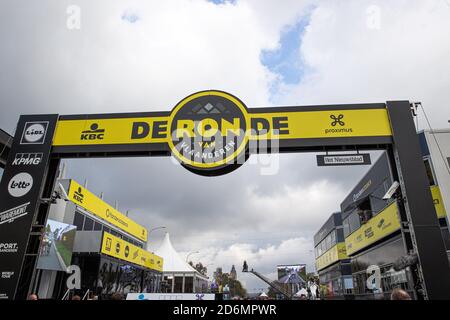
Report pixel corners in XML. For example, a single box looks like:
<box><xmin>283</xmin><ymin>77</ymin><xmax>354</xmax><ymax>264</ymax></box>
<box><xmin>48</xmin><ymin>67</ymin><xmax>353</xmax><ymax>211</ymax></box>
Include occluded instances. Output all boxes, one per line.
<box><xmin>261</xmin><ymin>17</ymin><xmax>310</xmax><ymax>86</ymax></box>
<box><xmin>121</xmin><ymin>11</ymin><xmax>140</xmax><ymax>24</ymax></box>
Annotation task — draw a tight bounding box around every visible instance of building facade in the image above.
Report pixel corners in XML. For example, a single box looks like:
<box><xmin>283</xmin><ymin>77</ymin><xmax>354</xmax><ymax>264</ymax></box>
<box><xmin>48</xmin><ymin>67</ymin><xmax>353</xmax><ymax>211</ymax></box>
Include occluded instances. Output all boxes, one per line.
<box><xmin>340</xmin><ymin>151</ymin><xmax>449</xmax><ymax>299</ymax></box>
<box><xmin>314</xmin><ymin>212</ymin><xmax>353</xmax><ymax>299</ymax></box>
<box><xmin>315</xmin><ymin>130</ymin><xmax>450</xmax><ymax>300</ymax></box>
<box><xmin>34</xmin><ymin>179</ymin><xmax>163</xmax><ymax>299</ymax></box>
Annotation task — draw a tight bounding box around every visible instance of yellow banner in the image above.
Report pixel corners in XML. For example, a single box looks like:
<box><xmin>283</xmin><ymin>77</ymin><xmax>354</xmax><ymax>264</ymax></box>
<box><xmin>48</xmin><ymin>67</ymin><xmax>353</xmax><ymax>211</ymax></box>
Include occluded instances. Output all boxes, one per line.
<box><xmin>248</xmin><ymin>109</ymin><xmax>392</xmax><ymax>140</ymax></box>
<box><xmin>345</xmin><ymin>201</ymin><xmax>401</xmax><ymax>256</ymax></box>
<box><xmin>431</xmin><ymin>185</ymin><xmax>447</xmax><ymax>219</ymax></box>
<box><xmin>101</xmin><ymin>231</ymin><xmax>163</xmax><ymax>272</ymax></box>
<box><xmin>316</xmin><ymin>242</ymin><xmax>348</xmax><ymax>271</ymax></box>
<box><xmin>52</xmin><ymin>109</ymin><xmax>392</xmax><ymax>146</ymax></box>
<box><xmin>67</xmin><ymin>180</ymin><xmax>147</xmax><ymax>242</ymax></box>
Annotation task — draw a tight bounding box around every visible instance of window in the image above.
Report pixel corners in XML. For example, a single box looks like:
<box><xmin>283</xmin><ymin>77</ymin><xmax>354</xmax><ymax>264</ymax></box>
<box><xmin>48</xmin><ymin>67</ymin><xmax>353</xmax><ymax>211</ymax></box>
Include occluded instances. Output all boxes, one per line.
<box><xmin>174</xmin><ymin>277</ymin><xmax>184</xmax><ymax>293</ymax></box>
<box><xmin>93</xmin><ymin>221</ymin><xmax>102</xmax><ymax>231</ymax></box>
<box><xmin>83</xmin><ymin>217</ymin><xmax>94</xmax><ymax>231</ymax></box>
<box><xmin>424</xmin><ymin>158</ymin><xmax>436</xmax><ymax>186</ymax></box>
<box><xmin>73</xmin><ymin>211</ymin><xmax>85</xmax><ymax>231</ymax></box>
<box><xmin>343</xmin><ymin>211</ymin><xmax>361</xmax><ymax>238</ymax></box>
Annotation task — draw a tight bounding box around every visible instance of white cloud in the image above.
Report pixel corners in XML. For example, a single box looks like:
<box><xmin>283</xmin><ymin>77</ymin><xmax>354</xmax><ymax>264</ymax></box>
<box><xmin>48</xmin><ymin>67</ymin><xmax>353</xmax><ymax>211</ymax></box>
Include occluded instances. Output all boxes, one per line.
<box><xmin>176</xmin><ymin>236</ymin><xmax>314</xmax><ymax>293</ymax></box>
<box><xmin>277</xmin><ymin>0</ymin><xmax>450</xmax><ymax>128</ymax></box>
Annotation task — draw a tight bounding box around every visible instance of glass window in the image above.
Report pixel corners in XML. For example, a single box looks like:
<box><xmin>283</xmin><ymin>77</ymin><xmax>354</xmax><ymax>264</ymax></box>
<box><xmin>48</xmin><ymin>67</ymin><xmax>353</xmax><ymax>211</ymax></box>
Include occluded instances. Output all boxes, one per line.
<box><xmin>184</xmin><ymin>277</ymin><xmax>193</xmax><ymax>293</ymax></box>
<box><xmin>424</xmin><ymin>158</ymin><xmax>436</xmax><ymax>186</ymax></box>
<box><xmin>93</xmin><ymin>221</ymin><xmax>102</xmax><ymax>231</ymax></box>
<box><xmin>330</xmin><ymin>231</ymin><xmax>336</xmax><ymax>247</ymax></box>
<box><xmin>73</xmin><ymin>211</ymin><xmax>84</xmax><ymax>231</ymax></box>
<box><xmin>174</xmin><ymin>276</ymin><xmax>184</xmax><ymax>293</ymax></box>
<box><xmin>83</xmin><ymin>217</ymin><xmax>94</xmax><ymax>231</ymax></box>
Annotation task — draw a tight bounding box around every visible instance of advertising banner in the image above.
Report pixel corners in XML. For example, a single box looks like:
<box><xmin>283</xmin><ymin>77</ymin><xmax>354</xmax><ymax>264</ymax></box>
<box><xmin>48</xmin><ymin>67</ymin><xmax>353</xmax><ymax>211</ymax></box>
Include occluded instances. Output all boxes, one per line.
<box><xmin>126</xmin><ymin>293</ymin><xmax>215</xmax><ymax>300</ymax></box>
<box><xmin>0</xmin><ymin>114</ymin><xmax>58</xmax><ymax>299</ymax></box>
<box><xmin>430</xmin><ymin>185</ymin><xmax>447</xmax><ymax>219</ymax></box>
<box><xmin>345</xmin><ymin>201</ymin><xmax>401</xmax><ymax>256</ymax></box>
<box><xmin>315</xmin><ymin>243</ymin><xmax>348</xmax><ymax>271</ymax></box>
<box><xmin>100</xmin><ymin>231</ymin><xmax>163</xmax><ymax>272</ymax></box>
<box><xmin>68</xmin><ymin>179</ymin><xmax>148</xmax><ymax>241</ymax></box>
<box><xmin>52</xmin><ymin>91</ymin><xmax>392</xmax><ymax>176</ymax></box>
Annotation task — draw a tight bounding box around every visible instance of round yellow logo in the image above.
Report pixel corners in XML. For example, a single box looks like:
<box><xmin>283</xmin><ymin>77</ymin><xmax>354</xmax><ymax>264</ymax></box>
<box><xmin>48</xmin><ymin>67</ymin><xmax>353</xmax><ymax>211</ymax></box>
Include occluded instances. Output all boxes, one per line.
<box><xmin>168</xmin><ymin>90</ymin><xmax>250</xmax><ymax>176</ymax></box>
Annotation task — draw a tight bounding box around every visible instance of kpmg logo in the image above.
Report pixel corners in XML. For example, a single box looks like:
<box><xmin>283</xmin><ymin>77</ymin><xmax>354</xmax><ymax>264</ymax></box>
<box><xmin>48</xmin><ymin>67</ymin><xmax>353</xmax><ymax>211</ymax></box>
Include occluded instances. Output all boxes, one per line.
<box><xmin>12</xmin><ymin>153</ymin><xmax>43</xmax><ymax>166</ymax></box>
<box><xmin>7</xmin><ymin>173</ymin><xmax>33</xmax><ymax>198</ymax></box>
<box><xmin>0</xmin><ymin>202</ymin><xmax>30</xmax><ymax>225</ymax></box>
<box><xmin>20</xmin><ymin>121</ymin><xmax>48</xmax><ymax>144</ymax></box>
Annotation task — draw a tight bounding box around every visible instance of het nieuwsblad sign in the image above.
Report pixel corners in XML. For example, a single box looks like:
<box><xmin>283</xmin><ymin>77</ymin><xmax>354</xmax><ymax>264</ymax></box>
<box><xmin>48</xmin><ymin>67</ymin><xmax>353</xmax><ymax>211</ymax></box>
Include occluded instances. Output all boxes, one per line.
<box><xmin>52</xmin><ymin>90</ymin><xmax>392</xmax><ymax>175</ymax></box>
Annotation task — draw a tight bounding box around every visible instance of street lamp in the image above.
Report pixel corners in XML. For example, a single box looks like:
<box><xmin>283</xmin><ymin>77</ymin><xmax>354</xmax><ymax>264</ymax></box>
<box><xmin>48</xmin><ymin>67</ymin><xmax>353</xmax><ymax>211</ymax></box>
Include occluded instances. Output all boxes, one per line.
<box><xmin>186</xmin><ymin>251</ymin><xmax>199</xmax><ymax>262</ymax></box>
<box><xmin>148</xmin><ymin>226</ymin><xmax>166</xmax><ymax>238</ymax></box>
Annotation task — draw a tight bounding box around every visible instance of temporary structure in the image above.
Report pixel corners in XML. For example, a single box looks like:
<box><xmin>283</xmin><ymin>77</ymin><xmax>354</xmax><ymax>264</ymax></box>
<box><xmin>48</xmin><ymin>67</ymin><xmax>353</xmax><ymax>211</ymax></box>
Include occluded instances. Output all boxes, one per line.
<box><xmin>154</xmin><ymin>233</ymin><xmax>208</xmax><ymax>293</ymax></box>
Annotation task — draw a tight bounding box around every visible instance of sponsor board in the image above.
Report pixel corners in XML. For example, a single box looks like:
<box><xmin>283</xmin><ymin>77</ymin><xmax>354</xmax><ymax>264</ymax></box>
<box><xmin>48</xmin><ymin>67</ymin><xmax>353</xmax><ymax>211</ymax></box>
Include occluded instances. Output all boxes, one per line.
<box><xmin>126</xmin><ymin>293</ymin><xmax>215</xmax><ymax>300</ymax></box>
<box><xmin>20</xmin><ymin>121</ymin><xmax>48</xmax><ymax>145</ymax></box>
<box><xmin>53</xmin><ymin>90</ymin><xmax>392</xmax><ymax>175</ymax></box>
<box><xmin>345</xmin><ymin>201</ymin><xmax>401</xmax><ymax>256</ymax></box>
<box><xmin>0</xmin><ymin>202</ymin><xmax>30</xmax><ymax>225</ymax></box>
<box><xmin>431</xmin><ymin>185</ymin><xmax>447</xmax><ymax>219</ymax></box>
<box><xmin>0</xmin><ymin>243</ymin><xmax>19</xmax><ymax>254</ymax></box>
<box><xmin>67</xmin><ymin>180</ymin><xmax>147</xmax><ymax>241</ymax></box>
<box><xmin>100</xmin><ymin>231</ymin><xmax>163</xmax><ymax>272</ymax></box>
<box><xmin>0</xmin><ymin>114</ymin><xmax>58</xmax><ymax>299</ymax></box>
<box><xmin>7</xmin><ymin>173</ymin><xmax>33</xmax><ymax>198</ymax></box>
<box><xmin>315</xmin><ymin>243</ymin><xmax>348</xmax><ymax>271</ymax></box>
<box><xmin>11</xmin><ymin>153</ymin><xmax>43</xmax><ymax>166</ymax></box>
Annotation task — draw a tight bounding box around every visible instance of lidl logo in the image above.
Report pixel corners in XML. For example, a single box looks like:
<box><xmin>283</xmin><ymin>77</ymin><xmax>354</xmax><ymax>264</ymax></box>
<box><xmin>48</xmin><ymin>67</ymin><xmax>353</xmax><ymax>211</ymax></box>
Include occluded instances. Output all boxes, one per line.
<box><xmin>21</xmin><ymin>121</ymin><xmax>48</xmax><ymax>144</ymax></box>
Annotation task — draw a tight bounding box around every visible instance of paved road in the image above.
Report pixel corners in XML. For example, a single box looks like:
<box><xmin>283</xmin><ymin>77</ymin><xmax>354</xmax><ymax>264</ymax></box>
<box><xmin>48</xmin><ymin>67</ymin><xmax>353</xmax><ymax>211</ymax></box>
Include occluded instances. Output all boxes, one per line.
<box><xmin>37</xmin><ymin>242</ymin><xmax>65</xmax><ymax>271</ymax></box>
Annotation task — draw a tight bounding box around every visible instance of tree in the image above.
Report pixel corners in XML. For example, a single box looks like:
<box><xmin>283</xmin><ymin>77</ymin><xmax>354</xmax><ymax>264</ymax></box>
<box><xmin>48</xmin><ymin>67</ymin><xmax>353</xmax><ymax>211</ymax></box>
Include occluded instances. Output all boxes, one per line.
<box><xmin>188</xmin><ymin>261</ymin><xmax>208</xmax><ymax>276</ymax></box>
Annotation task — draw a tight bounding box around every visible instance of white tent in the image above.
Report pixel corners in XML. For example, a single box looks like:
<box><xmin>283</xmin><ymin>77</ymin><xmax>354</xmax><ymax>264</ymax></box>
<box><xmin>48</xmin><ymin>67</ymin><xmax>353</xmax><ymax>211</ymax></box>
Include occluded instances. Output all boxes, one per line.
<box><xmin>155</xmin><ymin>233</ymin><xmax>199</xmax><ymax>273</ymax></box>
<box><xmin>154</xmin><ymin>233</ymin><xmax>208</xmax><ymax>280</ymax></box>
<box><xmin>259</xmin><ymin>292</ymin><xmax>268</xmax><ymax>298</ymax></box>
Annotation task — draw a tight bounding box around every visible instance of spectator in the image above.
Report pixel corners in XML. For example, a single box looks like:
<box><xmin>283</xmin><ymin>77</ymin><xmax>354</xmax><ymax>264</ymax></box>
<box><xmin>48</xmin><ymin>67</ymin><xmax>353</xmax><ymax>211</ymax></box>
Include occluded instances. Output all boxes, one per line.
<box><xmin>391</xmin><ymin>288</ymin><xmax>412</xmax><ymax>300</ymax></box>
<box><xmin>242</xmin><ymin>261</ymin><xmax>248</xmax><ymax>272</ymax></box>
<box><xmin>27</xmin><ymin>294</ymin><xmax>38</xmax><ymax>300</ymax></box>
<box><xmin>72</xmin><ymin>295</ymin><xmax>81</xmax><ymax>301</ymax></box>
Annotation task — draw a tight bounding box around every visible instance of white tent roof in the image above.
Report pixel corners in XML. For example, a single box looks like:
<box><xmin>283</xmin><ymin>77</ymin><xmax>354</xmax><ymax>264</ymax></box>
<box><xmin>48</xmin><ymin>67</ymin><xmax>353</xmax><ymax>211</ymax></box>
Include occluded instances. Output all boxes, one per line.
<box><xmin>155</xmin><ymin>233</ymin><xmax>208</xmax><ymax>279</ymax></box>
<box><xmin>259</xmin><ymin>292</ymin><xmax>268</xmax><ymax>298</ymax></box>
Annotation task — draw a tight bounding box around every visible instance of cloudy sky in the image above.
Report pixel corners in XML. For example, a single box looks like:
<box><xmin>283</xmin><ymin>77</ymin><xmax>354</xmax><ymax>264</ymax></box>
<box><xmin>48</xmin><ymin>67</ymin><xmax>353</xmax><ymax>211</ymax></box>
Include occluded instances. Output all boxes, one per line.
<box><xmin>1</xmin><ymin>0</ymin><xmax>450</xmax><ymax>293</ymax></box>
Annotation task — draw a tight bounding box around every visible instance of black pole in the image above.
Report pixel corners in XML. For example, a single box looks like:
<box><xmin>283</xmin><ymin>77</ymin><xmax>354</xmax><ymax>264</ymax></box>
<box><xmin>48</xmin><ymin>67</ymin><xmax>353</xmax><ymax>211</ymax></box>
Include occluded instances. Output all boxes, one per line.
<box><xmin>386</xmin><ymin>101</ymin><xmax>450</xmax><ymax>299</ymax></box>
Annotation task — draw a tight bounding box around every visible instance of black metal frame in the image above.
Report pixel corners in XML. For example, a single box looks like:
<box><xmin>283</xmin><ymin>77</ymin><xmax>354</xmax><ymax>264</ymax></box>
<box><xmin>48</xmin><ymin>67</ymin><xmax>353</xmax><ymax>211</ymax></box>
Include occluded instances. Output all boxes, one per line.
<box><xmin>1</xmin><ymin>100</ymin><xmax>449</xmax><ymax>299</ymax></box>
